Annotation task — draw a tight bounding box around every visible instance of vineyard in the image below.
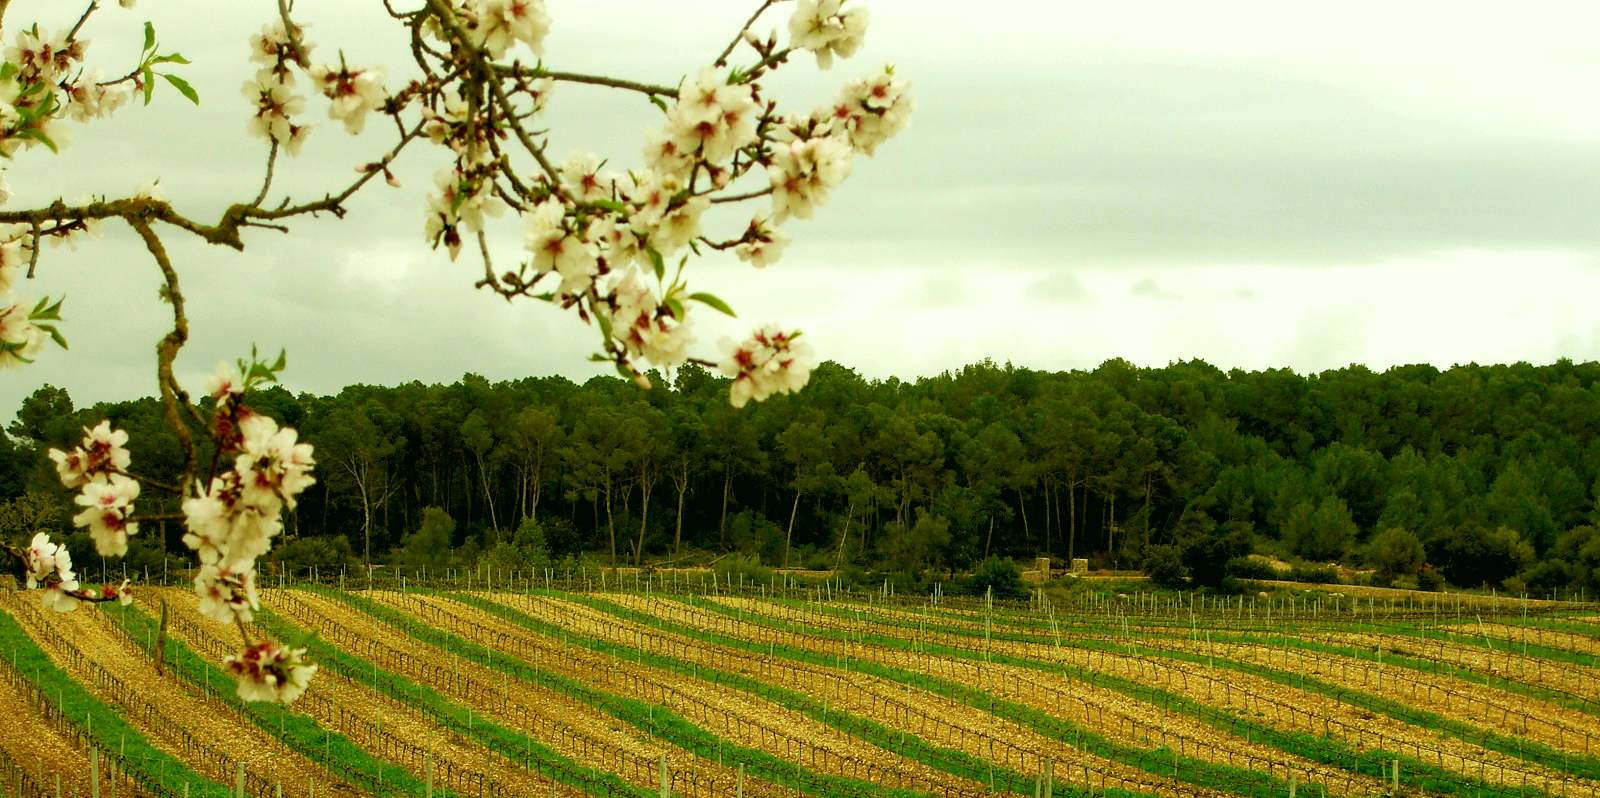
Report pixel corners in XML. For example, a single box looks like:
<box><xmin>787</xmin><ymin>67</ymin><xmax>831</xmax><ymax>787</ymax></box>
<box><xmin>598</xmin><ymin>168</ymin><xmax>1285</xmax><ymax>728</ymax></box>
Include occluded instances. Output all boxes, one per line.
<box><xmin>3</xmin><ymin>576</ymin><xmax>1600</xmax><ymax>797</ymax></box>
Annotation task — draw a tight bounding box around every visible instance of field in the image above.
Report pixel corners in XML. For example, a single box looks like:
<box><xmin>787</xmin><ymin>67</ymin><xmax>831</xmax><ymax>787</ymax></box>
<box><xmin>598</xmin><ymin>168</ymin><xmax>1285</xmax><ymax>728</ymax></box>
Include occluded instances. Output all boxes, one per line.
<box><xmin>3</xmin><ymin>578</ymin><xmax>1599</xmax><ymax>798</ymax></box>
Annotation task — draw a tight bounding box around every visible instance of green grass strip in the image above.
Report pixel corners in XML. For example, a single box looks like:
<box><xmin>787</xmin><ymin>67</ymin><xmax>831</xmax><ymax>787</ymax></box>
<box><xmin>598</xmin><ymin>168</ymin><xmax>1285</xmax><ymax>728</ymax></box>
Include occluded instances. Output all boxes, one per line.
<box><xmin>0</xmin><ymin>605</ymin><xmax>230</xmax><ymax>798</ymax></box>
<box><xmin>649</xmin><ymin>592</ymin><xmax>1539</xmax><ymax>798</ymax></box>
<box><xmin>101</xmin><ymin>603</ymin><xmax>454</xmax><ymax>798</ymax></box>
<box><xmin>307</xmin><ymin>586</ymin><xmax>923</xmax><ymax>798</ymax></box>
<box><xmin>252</xmin><ymin>605</ymin><xmax>651</xmax><ymax>798</ymax></box>
<box><xmin>448</xmin><ymin>591</ymin><xmax>1154</xmax><ymax>798</ymax></box>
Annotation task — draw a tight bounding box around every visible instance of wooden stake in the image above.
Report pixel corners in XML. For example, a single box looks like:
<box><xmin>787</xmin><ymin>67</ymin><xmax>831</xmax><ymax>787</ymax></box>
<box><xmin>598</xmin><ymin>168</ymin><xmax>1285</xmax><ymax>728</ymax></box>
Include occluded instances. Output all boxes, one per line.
<box><xmin>90</xmin><ymin>748</ymin><xmax>100</xmax><ymax>798</ymax></box>
<box><xmin>658</xmin><ymin>754</ymin><xmax>669</xmax><ymax>797</ymax></box>
<box><xmin>236</xmin><ymin>762</ymin><xmax>245</xmax><ymax>798</ymax></box>
<box><xmin>736</xmin><ymin>763</ymin><xmax>745</xmax><ymax>798</ymax></box>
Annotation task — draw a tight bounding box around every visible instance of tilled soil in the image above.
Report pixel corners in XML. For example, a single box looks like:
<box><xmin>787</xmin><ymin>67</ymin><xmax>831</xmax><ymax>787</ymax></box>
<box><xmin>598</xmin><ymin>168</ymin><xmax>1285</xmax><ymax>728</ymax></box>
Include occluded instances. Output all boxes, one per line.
<box><xmin>388</xmin><ymin>590</ymin><xmax>993</xmax><ymax>798</ymax></box>
<box><xmin>151</xmin><ymin>587</ymin><xmax>583</xmax><ymax>798</ymax></box>
<box><xmin>700</xmin><ymin>594</ymin><xmax>1597</xmax><ymax>796</ymax></box>
<box><xmin>0</xmin><ymin>592</ymin><xmax>354</xmax><ymax>798</ymax></box>
<box><xmin>269</xmin><ymin>589</ymin><xmax>785</xmax><ymax>798</ymax></box>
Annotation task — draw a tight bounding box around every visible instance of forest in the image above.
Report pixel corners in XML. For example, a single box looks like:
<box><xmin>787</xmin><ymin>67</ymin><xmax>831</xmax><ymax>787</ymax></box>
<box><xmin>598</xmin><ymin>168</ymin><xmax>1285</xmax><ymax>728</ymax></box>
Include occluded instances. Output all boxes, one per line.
<box><xmin>4</xmin><ymin>357</ymin><xmax>1600</xmax><ymax>595</ymax></box>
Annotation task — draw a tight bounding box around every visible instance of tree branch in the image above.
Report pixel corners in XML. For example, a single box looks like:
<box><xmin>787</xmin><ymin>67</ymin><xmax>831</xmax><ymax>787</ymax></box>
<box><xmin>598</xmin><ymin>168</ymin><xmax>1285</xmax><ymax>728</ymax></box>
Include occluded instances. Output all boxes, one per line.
<box><xmin>128</xmin><ymin>216</ymin><xmax>196</xmax><ymax>486</ymax></box>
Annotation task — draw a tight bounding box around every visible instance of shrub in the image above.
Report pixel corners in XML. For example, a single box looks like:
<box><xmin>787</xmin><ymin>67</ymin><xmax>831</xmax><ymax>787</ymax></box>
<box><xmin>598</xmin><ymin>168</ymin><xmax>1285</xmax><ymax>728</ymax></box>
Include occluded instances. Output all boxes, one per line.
<box><xmin>964</xmin><ymin>556</ymin><xmax>1028</xmax><ymax>600</ymax></box>
<box><xmin>1286</xmin><ymin>562</ymin><xmax>1341</xmax><ymax>584</ymax></box>
<box><xmin>1143</xmin><ymin>545</ymin><xmax>1189</xmax><ymax>589</ymax></box>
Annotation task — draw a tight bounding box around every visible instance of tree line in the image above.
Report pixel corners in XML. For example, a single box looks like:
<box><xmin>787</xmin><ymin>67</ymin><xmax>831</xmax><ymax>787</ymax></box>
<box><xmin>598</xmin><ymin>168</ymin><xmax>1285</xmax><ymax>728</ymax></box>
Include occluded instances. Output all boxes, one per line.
<box><xmin>4</xmin><ymin>357</ymin><xmax>1600</xmax><ymax>594</ymax></box>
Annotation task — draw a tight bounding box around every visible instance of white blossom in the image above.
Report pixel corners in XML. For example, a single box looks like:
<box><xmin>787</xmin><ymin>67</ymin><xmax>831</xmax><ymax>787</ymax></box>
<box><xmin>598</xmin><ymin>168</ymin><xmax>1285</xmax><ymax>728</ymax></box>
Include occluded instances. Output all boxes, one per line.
<box><xmin>66</xmin><ymin>70</ymin><xmax>131</xmax><ymax>122</ymax></box>
<box><xmin>650</xmin><ymin>195</ymin><xmax>708</xmax><ymax>258</ymax></box>
<box><xmin>236</xmin><ymin>414</ymin><xmax>317</xmax><ymax>510</ymax></box>
<box><xmin>524</xmin><ymin>198</ymin><xmax>598</xmax><ymax>296</ymax></box>
<box><xmin>768</xmin><ymin>134</ymin><xmax>852</xmax><ymax>221</ymax></box>
<box><xmin>309</xmin><ymin>64</ymin><xmax>385</xmax><ymax>135</ymax></box>
<box><xmin>718</xmin><ymin>325</ymin><xmax>816</xmax><ymax>408</ymax></box>
<box><xmin>829</xmin><ymin>65</ymin><xmax>912</xmax><ymax>156</ymax></box>
<box><xmin>590</xmin><ymin>214</ymin><xmax>644</xmax><ymax>271</ymax></box>
<box><xmin>24</xmin><ymin>532</ymin><xmax>59</xmax><ymax>588</ymax></box>
<box><xmin>734</xmin><ymin>215</ymin><xmax>789</xmax><ymax>268</ymax></box>
<box><xmin>559</xmin><ymin>151</ymin><xmax>617</xmax><ymax>203</ymax></box>
<box><xmin>787</xmin><ymin>0</ymin><xmax>867</xmax><ymax>70</ymax></box>
<box><xmin>464</xmin><ymin>0</ymin><xmax>550</xmax><ymax>59</ymax></box>
<box><xmin>666</xmin><ymin>68</ymin><xmax>758</xmax><ymax>165</ymax></box>
<box><xmin>48</xmin><ymin>420</ymin><xmax>132</xmax><ymax>488</ymax></box>
<box><xmin>243</xmin><ymin>70</ymin><xmax>307</xmax><ymax>147</ymax></box>
<box><xmin>0</xmin><ymin>300</ymin><xmax>42</xmax><ymax>368</ymax></box>
<box><xmin>226</xmin><ymin>640</ymin><xmax>317</xmax><ymax>704</ymax></box>
<box><xmin>195</xmin><ymin>563</ymin><xmax>260</xmax><ymax>624</ymax></box>
<box><xmin>72</xmin><ymin>473</ymin><xmax>140</xmax><ymax>557</ymax></box>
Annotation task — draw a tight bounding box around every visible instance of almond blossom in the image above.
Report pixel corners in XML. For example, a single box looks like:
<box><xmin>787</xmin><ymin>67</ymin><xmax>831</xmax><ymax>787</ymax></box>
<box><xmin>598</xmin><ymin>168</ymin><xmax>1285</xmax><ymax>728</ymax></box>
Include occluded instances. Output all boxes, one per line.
<box><xmin>226</xmin><ymin>640</ymin><xmax>317</xmax><ymax>704</ymax></box>
<box><xmin>308</xmin><ymin>63</ymin><xmax>385</xmax><ymax>135</ymax></box>
<box><xmin>0</xmin><ymin>301</ymin><xmax>43</xmax><ymax>367</ymax></box>
<box><xmin>25</xmin><ymin>534</ymin><xmax>81</xmax><ymax>614</ymax></box>
<box><xmin>666</xmin><ymin>68</ymin><xmax>759</xmax><ymax>166</ymax></box>
<box><xmin>718</xmin><ymin>325</ymin><xmax>816</xmax><ymax>408</ymax></box>
<box><xmin>195</xmin><ymin>562</ymin><xmax>260</xmax><ymax>624</ymax></box>
<box><xmin>787</xmin><ymin>0</ymin><xmax>867</xmax><ymax>70</ymax></box>
<box><xmin>525</xmin><ymin>198</ymin><xmax>598</xmax><ymax>296</ymax></box>
<box><xmin>559</xmin><ymin>152</ymin><xmax>618</xmax><ymax>203</ymax></box>
<box><xmin>768</xmin><ymin>133</ymin><xmax>852</xmax><ymax>221</ymax></box>
<box><xmin>734</xmin><ymin>215</ymin><xmax>789</xmax><ymax>268</ymax></box>
<box><xmin>463</xmin><ymin>0</ymin><xmax>551</xmax><ymax>59</ymax></box>
<box><xmin>243</xmin><ymin>70</ymin><xmax>308</xmax><ymax>147</ymax></box>
<box><xmin>47</xmin><ymin>420</ymin><xmax>132</xmax><ymax>489</ymax></box>
<box><xmin>830</xmin><ymin>65</ymin><xmax>912</xmax><ymax>156</ymax></box>
<box><xmin>236</xmin><ymin>414</ymin><xmax>317</xmax><ymax>510</ymax></box>
<box><xmin>72</xmin><ymin>472</ymin><xmax>140</xmax><ymax>557</ymax></box>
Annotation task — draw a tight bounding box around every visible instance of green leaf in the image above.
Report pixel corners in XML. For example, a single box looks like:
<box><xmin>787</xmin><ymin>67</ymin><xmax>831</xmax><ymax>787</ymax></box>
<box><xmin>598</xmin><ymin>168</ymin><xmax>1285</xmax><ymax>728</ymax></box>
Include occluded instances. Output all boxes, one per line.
<box><xmin>161</xmin><ymin>74</ymin><xmax>199</xmax><ymax>105</ymax></box>
<box><xmin>41</xmin><ymin>325</ymin><xmax>67</xmax><ymax>350</ymax></box>
<box><xmin>142</xmin><ymin>22</ymin><xmax>156</xmax><ymax>53</ymax></box>
<box><xmin>151</xmin><ymin>53</ymin><xmax>190</xmax><ymax>65</ymax></box>
<box><xmin>590</xmin><ymin>199</ymin><xmax>627</xmax><ymax>214</ymax></box>
<box><xmin>688</xmin><ymin>292</ymin><xmax>737</xmax><ymax>318</ymax></box>
<box><xmin>664</xmin><ymin>297</ymin><xmax>685</xmax><ymax>321</ymax></box>
<box><xmin>594</xmin><ymin>307</ymin><xmax>613</xmax><ymax>341</ymax></box>
<box><xmin>141</xmin><ymin>68</ymin><xmax>155</xmax><ymax>105</ymax></box>
<box><xmin>647</xmin><ymin>247</ymin><xmax>665</xmax><ymax>282</ymax></box>
<box><xmin>270</xmin><ymin>349</ymin><xmax>287</xmax><ymax>373</ymax></box>
<box><xmin>648</xmin><ymin>95</ymin><xmax>669</xmax><ymax>112</ymax></box>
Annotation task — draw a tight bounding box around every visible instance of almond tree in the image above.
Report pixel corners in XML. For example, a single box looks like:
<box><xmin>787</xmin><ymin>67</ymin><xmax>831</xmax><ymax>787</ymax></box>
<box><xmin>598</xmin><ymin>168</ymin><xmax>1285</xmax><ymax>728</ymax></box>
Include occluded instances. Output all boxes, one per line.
<box><xmin>0</xmin><ymin>0</ymin><xmax>910</xmax><ymax>703</ymax></box>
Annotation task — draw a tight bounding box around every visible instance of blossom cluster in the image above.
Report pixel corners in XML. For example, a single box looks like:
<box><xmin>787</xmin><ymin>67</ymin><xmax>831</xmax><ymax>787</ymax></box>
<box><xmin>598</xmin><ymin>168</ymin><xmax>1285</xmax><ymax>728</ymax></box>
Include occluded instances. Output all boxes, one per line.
<box><xmin>407</xmin><ymin>0</ymin><xmax>908</xmax><ymax>405</ymax></box>
<box><xmin>243</xmin><ymin>20</ymin><xmax>387</xmax><ymax>152</ymax></box>
<box><xmin>182</xmin><ymin>364</ymin><xmax>315</xmax><ymax>629</ymax></box>
<box><xmin>226</xmin><ymin>640</ymin><xmax>317</xmax><ymax>704</ymax></box>
<box><xmin>22</xmin><ymin>530</ymin><xmax>133</xmax><ymax>614</ymax></box>
<box><xmin>718</xmin><ymin>325</ymin><xmax>817</xmax><ymax>408</ymax></box>
<box><xmin>48</xmin><ymin>421</ymin><xmax>140</xmax><ymax>557</ymax></box>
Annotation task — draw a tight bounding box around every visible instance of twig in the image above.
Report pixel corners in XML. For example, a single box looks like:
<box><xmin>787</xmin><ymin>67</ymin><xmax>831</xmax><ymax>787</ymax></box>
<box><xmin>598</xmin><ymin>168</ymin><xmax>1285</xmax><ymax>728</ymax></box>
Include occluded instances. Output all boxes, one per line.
<box><xmin>714</xmin><ymin>0</ymin><xmax>778</xmax><ymax>68</ymax></box>
<box><xmin>251</xmin><ymin>139</ymin><xmax>280</xmax><ymax>208</ymax></box>
<box><xmin>65</xmin><ymin>0</ymin><xmax>97</xmax><ymax>43</ymax></box>
<box><xmin>709</xmin><ymin>186</ymin><xmax>773</xmax><ymax>204</ymax></box>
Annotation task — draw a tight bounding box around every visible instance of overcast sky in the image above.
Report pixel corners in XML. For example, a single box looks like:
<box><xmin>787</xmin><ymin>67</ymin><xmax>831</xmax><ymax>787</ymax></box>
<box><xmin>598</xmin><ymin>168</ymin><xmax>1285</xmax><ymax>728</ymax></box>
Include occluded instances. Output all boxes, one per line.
<box><xmin>6</xmin><ymin>0</ymin><xmax>1600</xmax><ymax>419</ymax></box>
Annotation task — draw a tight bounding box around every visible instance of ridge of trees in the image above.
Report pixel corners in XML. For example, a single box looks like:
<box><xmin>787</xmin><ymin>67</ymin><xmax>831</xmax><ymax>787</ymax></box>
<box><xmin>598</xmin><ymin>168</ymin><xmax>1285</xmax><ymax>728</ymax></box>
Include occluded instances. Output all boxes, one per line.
<box><xmin>6</xmin><ymin>356</ymin><xmax>1600</xmax><ymax>594</ymax></box>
